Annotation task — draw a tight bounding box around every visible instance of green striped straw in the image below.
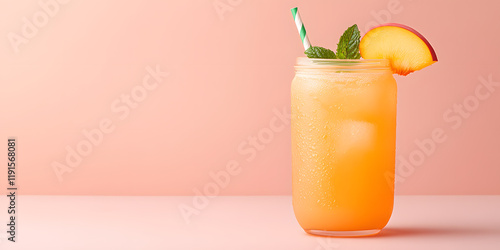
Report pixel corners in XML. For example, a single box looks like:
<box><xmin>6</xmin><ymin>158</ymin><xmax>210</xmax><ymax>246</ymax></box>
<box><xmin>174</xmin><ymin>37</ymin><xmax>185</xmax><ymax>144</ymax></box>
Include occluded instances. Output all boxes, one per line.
<box><xmin>291</xmin><ymin>7</ymin><xmax>311</xmax><ymax>50</ymax></box>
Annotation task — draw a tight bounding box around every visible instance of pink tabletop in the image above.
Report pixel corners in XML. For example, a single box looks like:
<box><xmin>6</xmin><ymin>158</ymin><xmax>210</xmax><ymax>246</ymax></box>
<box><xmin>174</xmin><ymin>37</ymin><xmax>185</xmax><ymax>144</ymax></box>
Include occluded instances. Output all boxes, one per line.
<box><xmin>0</xmin><ymin>195</ymin><xmax>499</xmax><ymax>249</ymax></box>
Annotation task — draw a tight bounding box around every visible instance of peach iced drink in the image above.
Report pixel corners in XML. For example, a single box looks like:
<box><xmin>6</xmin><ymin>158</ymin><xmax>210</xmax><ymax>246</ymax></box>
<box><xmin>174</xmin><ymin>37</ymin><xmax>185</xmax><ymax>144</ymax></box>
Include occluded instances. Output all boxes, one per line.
<box><xmin>290</xmin><ymin>9</ymin><xmax>438</xmax><ymax>237</ymax></box>
<box><xmin>292</xmin><ymin>59</ymin><xmax>397</xmax><ymax>235</ymax></box>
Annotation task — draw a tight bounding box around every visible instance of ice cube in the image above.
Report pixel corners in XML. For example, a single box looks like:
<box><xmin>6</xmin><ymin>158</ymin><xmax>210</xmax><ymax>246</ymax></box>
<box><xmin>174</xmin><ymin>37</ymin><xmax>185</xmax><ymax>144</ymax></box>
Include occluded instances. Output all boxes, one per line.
<box><xmin>333</xmin><ymin>120</ymin><xmax>376</xmax><ymax>155</ymax></box>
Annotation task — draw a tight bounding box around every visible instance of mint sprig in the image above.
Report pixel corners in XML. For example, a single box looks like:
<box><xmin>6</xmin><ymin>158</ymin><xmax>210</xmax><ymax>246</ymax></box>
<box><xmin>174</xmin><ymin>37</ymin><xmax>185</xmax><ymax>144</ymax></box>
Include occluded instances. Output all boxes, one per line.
<box><xmin>304</xmin><ymin>24</ymin><xmax>361</xmax><ymax>59</ymax></box>
<box><xmin>336</xmin><ymin>24</ymin><xmax>361</xmax><ymax>59</ymax></box>
<box><xmin>304</xmin><ymin>46</ymin><xmax>337</xmax><ymax>59</ymax></box>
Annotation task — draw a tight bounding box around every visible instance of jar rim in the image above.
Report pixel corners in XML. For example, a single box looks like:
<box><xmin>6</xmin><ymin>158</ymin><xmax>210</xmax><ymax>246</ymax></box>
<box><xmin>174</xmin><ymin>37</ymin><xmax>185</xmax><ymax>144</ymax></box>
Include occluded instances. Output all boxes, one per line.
<box><xmin>295</xmin><ymin>57</ymin><xmax>391</xmax><ymax>70</ymax></box>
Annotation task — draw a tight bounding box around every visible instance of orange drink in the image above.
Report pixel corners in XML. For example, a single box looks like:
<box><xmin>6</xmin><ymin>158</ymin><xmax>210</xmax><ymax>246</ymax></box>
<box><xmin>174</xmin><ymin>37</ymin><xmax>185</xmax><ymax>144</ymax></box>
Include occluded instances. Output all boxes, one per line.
<box><xmin>291</xmin><ymin>58</ymin><xmax>397</xmax><ymax>237</ymax></box>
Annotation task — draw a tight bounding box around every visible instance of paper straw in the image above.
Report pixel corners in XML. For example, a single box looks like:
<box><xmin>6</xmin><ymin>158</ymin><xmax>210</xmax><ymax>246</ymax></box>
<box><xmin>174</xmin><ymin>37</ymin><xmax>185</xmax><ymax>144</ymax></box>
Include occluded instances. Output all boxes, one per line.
<box><xmin>291</xmin><ymin>7</ymin><xmax>312</xmax><ymax>50</ymax></box>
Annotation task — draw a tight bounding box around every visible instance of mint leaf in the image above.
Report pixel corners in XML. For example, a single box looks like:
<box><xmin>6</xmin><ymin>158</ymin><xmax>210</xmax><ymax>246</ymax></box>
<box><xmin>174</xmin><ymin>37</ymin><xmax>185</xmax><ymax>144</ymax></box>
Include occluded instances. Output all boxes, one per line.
<box><xmin>301</xmin><ymin>24</ymin><xmax>361</xmax><ymax>59</ymax></box>
<box><xmin>305</xmin><ymin>46</ymin><xmax>337</xmax><ymax>59</ymax></box>
<box><xmin>336</xmin><ymin>24</ymin><xmax>361</xmax><ymax>59</ymax></box>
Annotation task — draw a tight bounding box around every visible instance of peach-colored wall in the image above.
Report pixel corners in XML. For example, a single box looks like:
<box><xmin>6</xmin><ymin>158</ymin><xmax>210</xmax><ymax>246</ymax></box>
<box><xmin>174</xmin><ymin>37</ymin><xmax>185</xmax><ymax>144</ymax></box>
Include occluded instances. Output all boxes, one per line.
<box><xmin>0</xmin><ymin>0</ymin><xmax>499</xmax><ymax>195</ymax></box>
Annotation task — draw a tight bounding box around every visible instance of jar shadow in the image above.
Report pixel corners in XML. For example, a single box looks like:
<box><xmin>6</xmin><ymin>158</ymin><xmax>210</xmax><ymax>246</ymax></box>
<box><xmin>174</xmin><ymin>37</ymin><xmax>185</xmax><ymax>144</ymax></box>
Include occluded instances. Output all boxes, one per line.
<box><xmin>377</xmin><ymin>227</ymin><xmax>497</xmax><ymax>238</ymax></box>
<box><xmin>301</xmin><ymin>227</ymin><xmax>498</xmax><ymax>238</ymax></box>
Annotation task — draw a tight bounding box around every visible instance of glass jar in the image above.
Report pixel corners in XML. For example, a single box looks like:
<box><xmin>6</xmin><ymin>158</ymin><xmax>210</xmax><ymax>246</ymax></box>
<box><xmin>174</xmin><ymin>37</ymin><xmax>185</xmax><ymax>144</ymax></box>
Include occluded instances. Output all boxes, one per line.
<box><xmin>291</xmin><ymin>58</ymin><xmax>397</xmax><ymax>237</ymax></box>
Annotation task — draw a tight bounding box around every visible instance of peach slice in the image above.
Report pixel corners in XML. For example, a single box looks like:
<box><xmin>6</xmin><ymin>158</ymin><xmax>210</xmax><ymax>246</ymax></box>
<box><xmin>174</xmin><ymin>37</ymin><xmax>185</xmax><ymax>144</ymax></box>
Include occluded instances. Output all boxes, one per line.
<box><xmin>360</xmin><ymin>23</ymin><xmax>437</xmax><ymax>76</ymax></box>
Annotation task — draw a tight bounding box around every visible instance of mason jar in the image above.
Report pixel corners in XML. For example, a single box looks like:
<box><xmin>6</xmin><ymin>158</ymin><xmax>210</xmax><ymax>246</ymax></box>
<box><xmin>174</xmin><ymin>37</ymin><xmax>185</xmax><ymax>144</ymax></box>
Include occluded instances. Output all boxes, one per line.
<box><xmin>291</xmin><ymin>58</ymin><xmax>397</xmax><ymax>237</ymax></box>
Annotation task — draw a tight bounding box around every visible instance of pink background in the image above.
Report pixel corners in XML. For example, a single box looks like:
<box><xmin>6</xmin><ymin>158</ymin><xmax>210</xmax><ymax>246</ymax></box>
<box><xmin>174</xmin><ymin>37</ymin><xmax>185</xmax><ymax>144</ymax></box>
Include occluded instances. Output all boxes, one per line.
<box><xmin>0</xmin><ymin>0</ymin><xmax>499</xmax><ymax>196</ymax></box>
